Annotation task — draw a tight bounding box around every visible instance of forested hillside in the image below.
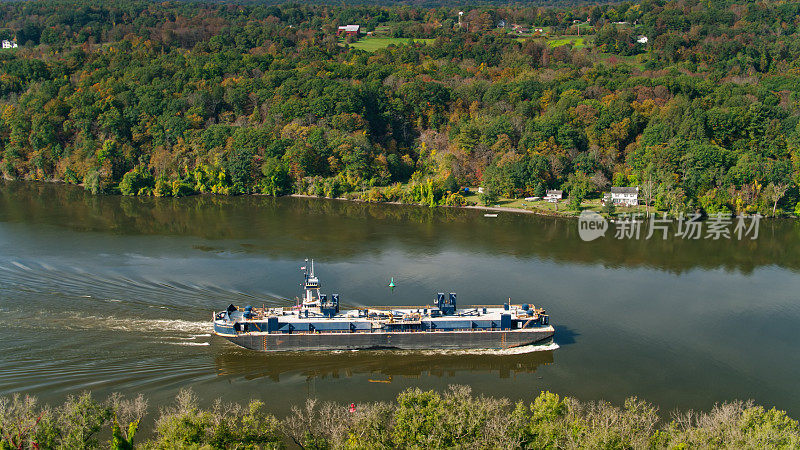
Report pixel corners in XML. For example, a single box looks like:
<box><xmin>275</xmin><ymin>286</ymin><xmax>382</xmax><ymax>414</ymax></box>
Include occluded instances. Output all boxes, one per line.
<box><xmin>1</xmin><ymin>0</ymin><xmax>800</xmax><ymax>215</ymax></box>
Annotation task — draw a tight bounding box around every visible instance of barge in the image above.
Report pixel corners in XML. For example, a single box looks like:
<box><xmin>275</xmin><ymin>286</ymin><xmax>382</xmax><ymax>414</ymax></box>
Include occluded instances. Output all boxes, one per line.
<box><xmin>213</xmin><ymin>261</ymin><xmax>554</xmax><ymax>351</ymax></box>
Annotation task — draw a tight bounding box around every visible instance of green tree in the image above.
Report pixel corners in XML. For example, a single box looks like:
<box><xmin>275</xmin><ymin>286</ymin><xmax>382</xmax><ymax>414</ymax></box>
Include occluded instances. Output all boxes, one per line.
<box><xmin>118</xmin><ymin>166</ymin><xmax>154</xmax><ymax>196</ymax></box>
<box><xmin>480</xmin><ymin>174</ymin><xmax>501</xmax><ymax>206</ymax></box>
<box><xmin>443</xmin><ymin>173</ymin><xmax>458</xmax><ymax>194</ymax></box>
<box><xmin>565</xmin><ymin>172</ymin><xmax>592</xmax><ymax>210</ymax></box>
<box><xmin>110</xmin><ymin>414</ymin><xmax>137</xmax><ymax>450</ymax></box>
<box><xmin>260</xmin><ymin>158</ymin><xmax>292</xmax><ymax>197</ymax></box>
<box><xmin>602</xmin><ymin>196</ymin><xmax>616</xmax><ymax>215</ymax></box>
<box><xmin>391</xmin><ymin>388</ymin><xmax>443</xmax><ymax>447</ymax></box>
<box><xmin>533</xmin><ymin>181</ymin><xmax>545</xmax><ymax>198</ymax></box>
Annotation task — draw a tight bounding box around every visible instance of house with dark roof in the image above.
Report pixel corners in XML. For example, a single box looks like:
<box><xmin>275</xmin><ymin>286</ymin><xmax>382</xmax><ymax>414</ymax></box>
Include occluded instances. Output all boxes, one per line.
<box><xmin>607</xmin><ymin>187</ymin><xmax>639</xmax><ymax>206</ymax></box>
<box><xmin>544</xmin><ymin>190</ymin><xmax>563</xmax><ymax>202</ymax></box>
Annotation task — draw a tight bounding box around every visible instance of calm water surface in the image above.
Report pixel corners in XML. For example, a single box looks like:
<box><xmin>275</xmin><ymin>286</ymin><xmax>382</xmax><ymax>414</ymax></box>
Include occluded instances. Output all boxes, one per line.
<box><xmin>1</xmin><ymin>180</ymin><xmax>799</xmax><ymax>418</ymax></box>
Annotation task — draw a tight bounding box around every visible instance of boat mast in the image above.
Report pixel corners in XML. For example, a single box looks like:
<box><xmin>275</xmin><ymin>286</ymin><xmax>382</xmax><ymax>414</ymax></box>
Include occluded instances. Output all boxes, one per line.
<box><xmin>301</xmin><ymin>258</ymin><xmax>321</xmax><ymax>307</ymax></box>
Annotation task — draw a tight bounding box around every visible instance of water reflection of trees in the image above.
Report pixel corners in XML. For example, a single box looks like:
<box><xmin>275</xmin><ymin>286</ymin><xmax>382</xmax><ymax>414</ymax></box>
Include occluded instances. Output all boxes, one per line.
<box><xmin>214</xmin><ymin>349</ymin><xmax>555</xmax><ymax>383</ymax></box>
<box><xmin>2</xmin><ymin>180</ymin><xmax>798</xmax><ymax>273</ymax></box>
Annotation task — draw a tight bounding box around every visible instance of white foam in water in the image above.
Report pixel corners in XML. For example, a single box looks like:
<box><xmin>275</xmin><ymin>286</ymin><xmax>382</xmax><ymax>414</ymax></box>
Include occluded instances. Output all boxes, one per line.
<box><xmin>413</xmin><ymin>342</ymin><xmax>560</xmax><ymax>356</ymax></box>
<box><xmin>160</xmin><ymin>341</ymin><xmax>210</xmax><ymax>346</ymax></box>
<box><xmin>329</xmin><ymin>342</ymin><xmax>559</xmax><ymax>356</ymax></box>
<box><xmin>134</xmin><ymin>318</ymin><xmax>211</xmax><ymax>334</ymax></box>
<box><xmin>11</xmin><ymin>261</ymin><xmax>31</xmax><ymax>271</ymax></box>
<box><xmin>49</xmin><ymin>314</ymin><xmax>212</xmax><ymax>334</ymax></box>
<box><xmin>489</xmin><ymin>341</ymin><xmax>560</xmax><ymax>354</ymax></box>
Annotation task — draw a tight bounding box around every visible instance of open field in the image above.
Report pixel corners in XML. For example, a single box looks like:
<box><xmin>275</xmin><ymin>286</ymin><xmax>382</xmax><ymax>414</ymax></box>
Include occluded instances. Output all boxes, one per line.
<box><xmin>342</xmin><ymin>37</ymin><xmax>434</xmax><ymax>52</ymax></box>
<box><xmin>547</xmin><ymin>36</ymin><xmax>588</xmax><ymax>48</ymax></box>
<box><xmin>514</xmin><ymin>35</ymin><xmax>591</xmax><ymax>49</ymax></box>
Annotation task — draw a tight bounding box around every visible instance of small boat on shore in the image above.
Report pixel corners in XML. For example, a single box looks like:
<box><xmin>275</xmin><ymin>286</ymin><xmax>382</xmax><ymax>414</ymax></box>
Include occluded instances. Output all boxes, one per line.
<box><xmin>213</xmin><ymin>260</ymin><xmax>554</xmax><ymax>352</ymax></box>
<box><xmin>484</xmin><ymin>213</ymin><xmax>498</xmax><ymax>218</ymax></box>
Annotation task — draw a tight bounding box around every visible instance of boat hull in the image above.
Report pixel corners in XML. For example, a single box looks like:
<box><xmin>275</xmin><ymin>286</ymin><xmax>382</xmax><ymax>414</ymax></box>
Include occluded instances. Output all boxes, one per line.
<box><xmin>216</xmin><ymin>327</ymin><xmax>554</xmax><ymax>352</ymax></box>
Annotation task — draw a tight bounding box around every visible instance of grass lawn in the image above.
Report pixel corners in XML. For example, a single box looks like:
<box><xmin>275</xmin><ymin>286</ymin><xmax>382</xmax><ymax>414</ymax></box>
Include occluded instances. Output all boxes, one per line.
<box><xmin>342</xmin><ymin>37</ymin><xmax>434</xmax><ymax>52</ymax></box>
<box><xmin>462</xmin><ymin>192</ymin><xmax>651</xmax><ymax>217</ymax></box>
<box><xmin>462</xmin><ymin>190</ymin><xmax>575</xmax><ymax>214</ymax></box>
<box><xmin>547</xmin><ymin>36</ymin><xmax>588</xmax><ymax>48</ymax></box>
<box><xmin>515</xmin><ymin>35</ymin><xmax>591</xmax><ymax>49</ymax></box>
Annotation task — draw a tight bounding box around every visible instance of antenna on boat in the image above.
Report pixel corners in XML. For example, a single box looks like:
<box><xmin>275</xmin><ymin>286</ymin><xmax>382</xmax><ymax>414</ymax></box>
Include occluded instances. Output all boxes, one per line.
<box><xmin>299</xmin><ymin>258</ymin><xmax>322</xmax><ymax>309</ymax></box>
<box><xmin>299</xmin><ymin>259</ymin><xmax>309</xmax><ymax>308</ymax></box>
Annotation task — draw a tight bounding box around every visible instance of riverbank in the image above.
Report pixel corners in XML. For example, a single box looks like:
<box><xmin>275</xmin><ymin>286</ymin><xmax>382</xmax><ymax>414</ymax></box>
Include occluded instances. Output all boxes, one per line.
<box><xmin>7</xmin><ymin>178</ymin><xmax>797</xmax><ymax>220</ymax></box>
<box><xmin>289</xmin><ymin>193</ymin><xmax>674</xmax><ymax>220</ymax></box>
<box><xmin>2</xmin><ymin>387</ymin><xmax>796</xmax><ymax>449</ymax></box>
<box><xmin>293</xmin><ymin>190</ymin><xmax>800</xmax><ymax>219</ymax></box>
<box><xmin>289</xmin><ymin>193</ymin><xmax>604</xmax><ymax>219</ymax></box>
<box><xmin>291</xmin><ymin>193</ymin><xmax>548</xmax><ymax>216</ymax></box>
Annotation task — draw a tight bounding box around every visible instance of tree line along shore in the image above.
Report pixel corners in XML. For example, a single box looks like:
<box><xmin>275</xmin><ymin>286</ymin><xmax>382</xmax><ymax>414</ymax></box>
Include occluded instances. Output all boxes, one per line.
<box><xmin>1</xmin><ymin>386</ymin><xmax>798</xmax><ymax>449</ymax></box>
<box><xmin>1</xmin><ymin>1</ymin><xmax>800</xmax><ymax>218</ymax></box>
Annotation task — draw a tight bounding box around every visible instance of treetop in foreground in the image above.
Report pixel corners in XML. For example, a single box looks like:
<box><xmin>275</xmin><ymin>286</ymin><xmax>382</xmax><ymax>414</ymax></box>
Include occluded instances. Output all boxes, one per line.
<box><xmin>0</xmin><ymin>386</ymin><xmax>798</xmax><ymax>449</ymax></box>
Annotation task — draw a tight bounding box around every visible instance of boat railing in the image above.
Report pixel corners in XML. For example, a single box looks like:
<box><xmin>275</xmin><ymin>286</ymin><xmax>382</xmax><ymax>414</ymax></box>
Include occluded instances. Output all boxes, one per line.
<box><xmin>238</xmin><ymin>327</ymin><xmax>549</xmax><ymax>335</ymax></box>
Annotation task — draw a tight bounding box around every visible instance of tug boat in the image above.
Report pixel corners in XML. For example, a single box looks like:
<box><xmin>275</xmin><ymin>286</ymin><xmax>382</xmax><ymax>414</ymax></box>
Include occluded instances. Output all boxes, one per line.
<box><xmin>213</xmin><ymin>261</ymin><xmax>554</xmax><ymax>352</ymax></box>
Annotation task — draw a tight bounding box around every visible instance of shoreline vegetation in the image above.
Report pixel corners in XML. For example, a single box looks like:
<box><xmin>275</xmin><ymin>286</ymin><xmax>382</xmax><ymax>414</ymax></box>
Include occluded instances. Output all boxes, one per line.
<box><xmin>2</xmin><ymin>1</ymin><xmax>800</xmax><ymax>220</ymax></box>
<box><xmin>1</xmin><ymin>387</ymin><xmax>797</xmax><ymax>449</ymax></box>
<box><xmin>9</xmin><ymin>177</ymin><xmax>796</xmax><ymax>221</ymax></box>
<box><xmin>289</xmin><ymin>191</ymin><xmax>657</xmax><ymax>219</ymax></box>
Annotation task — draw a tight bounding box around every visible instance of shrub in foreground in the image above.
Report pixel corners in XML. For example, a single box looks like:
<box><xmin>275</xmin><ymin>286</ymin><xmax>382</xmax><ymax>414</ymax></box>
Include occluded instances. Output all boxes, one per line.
<box><xmin>0</xmin><ymin>386</ymin><xmax>798</xmax><ymax>449</ymax></box>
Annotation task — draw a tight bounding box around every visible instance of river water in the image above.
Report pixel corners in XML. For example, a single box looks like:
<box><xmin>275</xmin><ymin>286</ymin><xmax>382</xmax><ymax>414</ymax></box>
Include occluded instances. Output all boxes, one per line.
<box><xmin>1</xmin><ymin>180</ymin><xmax>799</xmax><ymax>418</ymax></box>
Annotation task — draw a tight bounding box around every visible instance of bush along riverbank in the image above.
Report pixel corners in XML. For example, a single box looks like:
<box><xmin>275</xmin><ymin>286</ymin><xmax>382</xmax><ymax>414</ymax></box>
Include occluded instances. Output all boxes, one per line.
<box><xmin>18</xmin><ymin>171</ymin><xmax>800</xmax><ymax>220</ymax></box>
<box><xmin>1</xmin><ymin>386</ymin><xmax>798</xmax><ymax>449</ymax></box>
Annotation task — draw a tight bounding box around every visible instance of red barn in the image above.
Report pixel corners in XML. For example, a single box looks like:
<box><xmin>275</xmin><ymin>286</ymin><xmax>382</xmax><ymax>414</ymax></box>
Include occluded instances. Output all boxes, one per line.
<box><xmin>337</xmin><ymin>25</ymin><xmax>360</xmax><ymax>36</ymax></box>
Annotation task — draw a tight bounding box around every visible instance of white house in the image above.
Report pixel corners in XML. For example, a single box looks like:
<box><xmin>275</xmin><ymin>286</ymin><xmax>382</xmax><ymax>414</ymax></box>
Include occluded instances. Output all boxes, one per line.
<box><xmin>544</xmin><ymin>190</ymin><xmax>563</xmax><ymax>202</ymax></box>
<box><xmin>608</xmin><ymin>187</ymin><xmax>639</xmax><ymax>206</ymax></box>
<box><xmin>511</xmin><ymin>24</ymin><xmax>531</xmax><ymax>34</ymax></box>
<box><xmin>1</xmin><ymin>40</ymin><xmax>18</xmax><ymax>49</ymax></box>
<box><xmin>636</xmin><ymin>35</ymin><xmax>648</xmax><ymax>44</ymax></box>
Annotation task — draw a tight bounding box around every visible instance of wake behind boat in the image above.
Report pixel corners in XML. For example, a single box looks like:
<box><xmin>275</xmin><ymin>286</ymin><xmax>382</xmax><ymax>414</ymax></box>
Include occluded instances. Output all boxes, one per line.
<box><xmin>213</xmin><ymin>260</ymin><xmax>554</xmax><ymax>352</ymax></box>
